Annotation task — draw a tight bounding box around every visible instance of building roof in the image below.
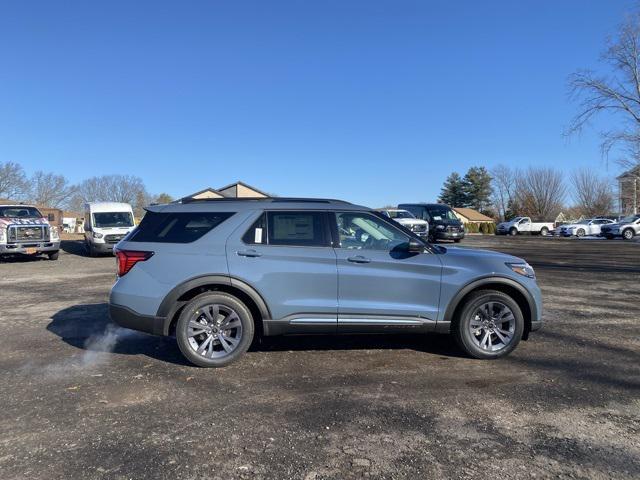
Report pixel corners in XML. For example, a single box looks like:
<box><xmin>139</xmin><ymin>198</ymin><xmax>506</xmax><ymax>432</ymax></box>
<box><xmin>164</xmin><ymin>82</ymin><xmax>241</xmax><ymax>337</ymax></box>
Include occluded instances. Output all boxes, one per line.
<box><xmin>217</xmin><ymin>181</ymin><xmax>270</xmax><ymax>198</ymax></box>
<box><xmin>617</xmin><ymin>165</ymin><xmax>640</xmax><ymax>179</ymax></box>
<box><xmin>453</xmin><ymin>207</ymin><xmax>494</xmax><ymax>222</ymax></box>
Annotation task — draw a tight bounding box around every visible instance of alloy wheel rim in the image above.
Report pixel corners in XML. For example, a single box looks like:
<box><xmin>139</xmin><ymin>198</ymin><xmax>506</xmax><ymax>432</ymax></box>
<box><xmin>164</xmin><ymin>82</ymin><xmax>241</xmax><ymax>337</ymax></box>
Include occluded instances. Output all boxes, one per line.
<box><xmin>469</xmin><ymin>301</ymin><xmax>516</xmax><ymax>352</ymax></box>
<box><xmin>624</xmin><ymin>230</ymin><xmax>633</xmax><ymax>239</ymax></box>
<box><xmin>187</xmin><ymin>304</ymin><xmax>243</xmax><ymax>358</ymax></box>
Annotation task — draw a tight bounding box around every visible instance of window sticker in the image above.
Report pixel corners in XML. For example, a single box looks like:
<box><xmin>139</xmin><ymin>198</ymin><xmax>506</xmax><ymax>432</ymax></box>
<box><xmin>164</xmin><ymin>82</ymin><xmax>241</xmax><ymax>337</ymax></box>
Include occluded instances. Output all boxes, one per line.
<box><xmin>255</xmin><ymin>227</ymin><xmax>263</xmax><ymax>243</ymax></box>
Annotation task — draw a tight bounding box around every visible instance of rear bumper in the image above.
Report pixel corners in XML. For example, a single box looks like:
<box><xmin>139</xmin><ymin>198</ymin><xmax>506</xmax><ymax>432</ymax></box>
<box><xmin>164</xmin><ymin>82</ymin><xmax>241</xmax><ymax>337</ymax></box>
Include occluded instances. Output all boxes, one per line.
<box><xmin>109</xmin><ymin>303</ymin><xmax>166</xmax><ymax>336</ymax></box>
<box><xmin>0</xmin><ymin>241</ymin><xmax>60</xmax><ymax>255</ymax></box>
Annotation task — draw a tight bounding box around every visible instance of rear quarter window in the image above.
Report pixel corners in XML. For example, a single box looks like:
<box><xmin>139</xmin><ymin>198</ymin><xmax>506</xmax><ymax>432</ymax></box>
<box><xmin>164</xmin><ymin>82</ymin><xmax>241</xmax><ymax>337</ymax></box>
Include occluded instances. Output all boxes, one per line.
<box><xmin>128</xmin><ymin>211</ymin><xmax>234</xmax><ymax>243</ymax></box>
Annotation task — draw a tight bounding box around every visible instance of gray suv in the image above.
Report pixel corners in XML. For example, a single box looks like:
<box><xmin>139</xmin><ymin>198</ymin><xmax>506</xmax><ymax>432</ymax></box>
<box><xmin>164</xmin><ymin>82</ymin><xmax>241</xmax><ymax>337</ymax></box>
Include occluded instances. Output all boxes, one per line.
<box><xmin>109</xmin><ymin>198</ymin><xmax>543</xmax><ymax>367</ymax></box>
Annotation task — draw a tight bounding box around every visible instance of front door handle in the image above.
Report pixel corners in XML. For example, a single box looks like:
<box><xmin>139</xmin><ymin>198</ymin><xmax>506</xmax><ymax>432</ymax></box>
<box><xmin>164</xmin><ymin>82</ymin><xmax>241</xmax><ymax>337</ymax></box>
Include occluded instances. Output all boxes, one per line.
<box><xmin>347</xmin><ymin>255</ymin><xmax>371</xmax><ymax>264</ymax></box>
<box><xmin>237</xmin><ymin>249</ymin><xmax>262</xmax><ymax>258</ymax></box>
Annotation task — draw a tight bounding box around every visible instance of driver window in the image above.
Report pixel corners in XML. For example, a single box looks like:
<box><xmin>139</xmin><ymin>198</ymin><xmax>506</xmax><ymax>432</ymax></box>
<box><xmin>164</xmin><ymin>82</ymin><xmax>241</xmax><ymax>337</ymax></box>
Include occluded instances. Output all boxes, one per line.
<box><xmin>336</xmin><ymin>212</ymin><xmax>410</xmax><ymax>251</ymax></box>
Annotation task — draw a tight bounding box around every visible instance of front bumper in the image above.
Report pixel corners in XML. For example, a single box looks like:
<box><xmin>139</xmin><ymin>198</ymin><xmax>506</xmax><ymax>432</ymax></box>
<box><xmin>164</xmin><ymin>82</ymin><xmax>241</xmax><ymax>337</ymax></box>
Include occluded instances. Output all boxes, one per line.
<box><xmin>435</xmin><ymin>231</ymin><xmax>465</xmax><ymax>240</ymax></box>
<box><xmin>0</xmin><ymin>241</ymin><xmax>60</xmax><ymax>255</ymax></box>
<box><xmin>92</xmin><ymin>242</ymin><xmax>118</xmax><ymax>253</ymax></box>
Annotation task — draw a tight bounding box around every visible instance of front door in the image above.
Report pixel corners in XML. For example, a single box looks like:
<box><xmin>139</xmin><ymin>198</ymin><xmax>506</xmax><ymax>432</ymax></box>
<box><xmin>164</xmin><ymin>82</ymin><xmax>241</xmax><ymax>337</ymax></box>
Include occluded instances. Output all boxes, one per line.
<box><xmin>226</xmin><ymin>210</ymin><xmax>338</xmax><ymax>334</ymax></box>
<box><xmin>332</xmin><ymin>211</ymin><xmax>443</xmax><ymax>333</ymax></box>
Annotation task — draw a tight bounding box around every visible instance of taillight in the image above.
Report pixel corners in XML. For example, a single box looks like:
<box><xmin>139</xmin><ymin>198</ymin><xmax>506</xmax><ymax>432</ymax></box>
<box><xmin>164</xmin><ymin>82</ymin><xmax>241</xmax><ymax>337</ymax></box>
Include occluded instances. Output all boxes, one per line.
<box><xmin>115</xmin><ymin>249</ymin><xmax>154</xmax><ymax>276</ymax></box>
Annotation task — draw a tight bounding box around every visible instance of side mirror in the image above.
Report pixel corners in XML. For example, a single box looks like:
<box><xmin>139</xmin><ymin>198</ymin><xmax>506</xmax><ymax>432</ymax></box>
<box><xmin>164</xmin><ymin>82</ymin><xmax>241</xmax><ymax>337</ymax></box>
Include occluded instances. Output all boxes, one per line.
<box><xmin>84</xmin><ymin>223</ymin><xmax>91</xmax><ymax>232</ymax></box>
<box><xmin>407</xmin><ymin>239</ymin><xmax>424</xmax><ymax>253</ymax></box>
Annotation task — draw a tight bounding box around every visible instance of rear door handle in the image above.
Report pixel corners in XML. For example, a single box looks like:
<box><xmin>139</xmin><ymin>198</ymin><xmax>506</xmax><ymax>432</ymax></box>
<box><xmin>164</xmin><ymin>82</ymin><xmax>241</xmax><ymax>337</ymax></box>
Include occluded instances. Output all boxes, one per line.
<box><xmin>347</xmin><ymin>255</ymin><xmax>371</xmax><ymax>264</ymax></box>
<box><xmin>237</xmin><ymin>249</ymin><xmax>262</xmax><ymax>258</ymax></box>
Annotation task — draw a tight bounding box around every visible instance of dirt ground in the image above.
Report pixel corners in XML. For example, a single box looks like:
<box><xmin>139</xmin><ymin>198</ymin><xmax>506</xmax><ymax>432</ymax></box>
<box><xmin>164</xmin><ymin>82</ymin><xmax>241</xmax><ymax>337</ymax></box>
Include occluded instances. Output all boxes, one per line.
<box><xmin>0</xmin><ymin>236</ymin><xmax>638</xmax><ymax>480</ymax></box>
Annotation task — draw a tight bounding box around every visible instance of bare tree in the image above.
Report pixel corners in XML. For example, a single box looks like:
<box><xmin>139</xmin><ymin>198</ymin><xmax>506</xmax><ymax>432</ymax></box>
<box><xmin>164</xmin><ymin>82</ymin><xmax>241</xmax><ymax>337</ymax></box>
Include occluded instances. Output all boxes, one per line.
<box><xmin>490</xmin><ymin>164</ymin><xmax>515</xmax><ymax>221</ymax></box>
<box><xmin>29</xmin><ymin>171</ymin><xmax>76</xmax><ymax>208</ymax></box>
<box><xmin>72</xmin><ymin>175</ymin><xmax>150</xmax><ymax>217</ymax></box>
<box><xmin>570</xmin><ymin>168</ymin><xmax>615</xmax><ymax>217</ymax></box>
<box><xmin>0</xmin><ymin>161</ymin><xmax>29</xmax><ymax>200</ymax></box>
<box><xmin>513</xmin><ymin>167</ymin><xmax>566</xmax><ymax>220</ymax></box>
<box><xmin>568</xmin><ymin>13</ymin><xmax>640</xmax><ymax>169</ymax></box>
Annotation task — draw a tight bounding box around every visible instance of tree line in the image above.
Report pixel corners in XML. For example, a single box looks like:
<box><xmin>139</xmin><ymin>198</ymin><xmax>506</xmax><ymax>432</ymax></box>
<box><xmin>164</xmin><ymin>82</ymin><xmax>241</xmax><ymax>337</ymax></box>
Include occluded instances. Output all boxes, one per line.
<box><xmin>0</xmin><ymin>161</ymin><xmax>173</xmax><ymax>217</ymax></box>
<box><xmin>438</xmin><ymin>165</ymin><xmax>615</xmax><ymax>221</ymax></box>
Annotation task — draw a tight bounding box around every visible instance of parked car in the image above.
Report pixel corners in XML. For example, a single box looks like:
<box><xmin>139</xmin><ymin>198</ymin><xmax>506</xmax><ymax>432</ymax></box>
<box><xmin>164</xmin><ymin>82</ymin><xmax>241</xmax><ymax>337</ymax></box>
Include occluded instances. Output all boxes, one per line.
<box><xmin>600</xmin><ymin>214</ymin><xmax>640</xmax><ymax>240</ymax></box>
<box><xmin>376</xmin><ymin>208</ymin><xmax>429</xmax><ymax>238</ymax></box>
<box><xmin>84</xmin><ymin>202</ymin><xmax>136</xmax><ymax>256</ymax></box>
<box><xmin>557</xmin><ymin>218</ymin><xmax>615</xmax><ymax>237</ymax></box>
<box><xmin>0</xmin><ymin>204</ymin><xmax>60</xmax><ymax>260</ymax></box>
<box><xmin>109</xmin><ymin>197</ymin><xmax>543</xmax><ymax>367</ymax></box>
<box><xmin>496</xmin><ymin>217</ymin><xmax>554</xmax><ymax>236</ymax></box>
<box><xmin>397</xmin><ymin>203</ymin><xmax>465</xmax><ymax>242</ymax></box>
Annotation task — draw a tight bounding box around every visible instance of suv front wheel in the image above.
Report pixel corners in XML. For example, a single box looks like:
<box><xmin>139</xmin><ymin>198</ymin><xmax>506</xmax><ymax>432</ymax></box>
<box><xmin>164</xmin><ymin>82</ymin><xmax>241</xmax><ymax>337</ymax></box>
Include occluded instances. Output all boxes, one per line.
<box><xmin>453</xmin><ymin>290</ymin><xmax>524</xmax><ymax>359</ymax></box>
<box><xmin>176</xmin><ymin>292</ymin><xmax>254</xmax><ymax>367</ymax></box>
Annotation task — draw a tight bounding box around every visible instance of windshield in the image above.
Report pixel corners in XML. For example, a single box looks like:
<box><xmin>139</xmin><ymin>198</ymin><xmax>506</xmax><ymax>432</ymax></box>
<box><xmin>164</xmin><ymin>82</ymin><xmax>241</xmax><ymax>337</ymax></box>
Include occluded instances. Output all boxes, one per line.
<box><xmin>388</xmin><ymin>210</ymin><xmax>415</xmax><ymax>219</ymax></box>
<box><xmin>576</xmin><ymin>220</ymin><xmax>590</xmax><ymax>225</ymax></box>
<box><xmin>0</xmin><ymin>206</ymin><xmax>43</xmax><ymax>218</ymax></box>
<box><xmin>619</xmin><ymin>214</ymin><xmax>640</xmax><ymax>224</ymax></box>
<box><xmin>508</xmin><ymin>217</ymin><xmax>523</xmax><ymax>223</ymax></box>
<box><xmin>426</xmin><ymin>206</ymin><xmax>458</xmax><ymax>221</ymax></box>
<box><xmin>93</xmin><ymin>212</ymin><xmax>134</xmax><ymax>228</ymax></box>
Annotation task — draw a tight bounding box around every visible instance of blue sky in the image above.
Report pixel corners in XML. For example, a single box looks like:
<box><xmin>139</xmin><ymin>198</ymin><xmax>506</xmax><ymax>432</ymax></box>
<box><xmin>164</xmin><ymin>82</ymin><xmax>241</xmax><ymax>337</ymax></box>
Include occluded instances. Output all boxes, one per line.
<box><xmin>0</xmin><ymin>1</ymin><xmax>634</xmax><ymax>206</ymax></box>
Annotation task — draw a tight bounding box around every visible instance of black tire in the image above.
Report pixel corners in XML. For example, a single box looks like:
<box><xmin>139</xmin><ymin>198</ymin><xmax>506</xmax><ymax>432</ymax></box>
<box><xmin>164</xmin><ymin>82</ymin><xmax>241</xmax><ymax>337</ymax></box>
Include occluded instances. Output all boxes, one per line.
<box><xmin>453</xmin><ymin>289</ymin><xmax>524</xmax><ymax>359</ymax></box>
<box><xmin>540</xmin><ymin>227</ymin><xmax>549</xmax><ymax>236</ymax></box>
<box><xmin>622</xmin><ymin>228</ymin><xmax>635</xmax><ymax>240</ymax></box>
<box><xmin>87</xmin><ymin>242</ymin><xmax>97</xmax><ymax>257</ymax></box>
<box><xmin>606</xmin><ymin>234</ymin><xmax>615</xmax><ymax>240</ymax></box>
<box><xmin>176</xmin><ymin>292</ymin><xmax>254</xmax><ymax>368</ymax></box>
<box><xmin>576</xmin><ymin>228</ymin><xmax>585</xmax><ymax>237</ymax></box>
<box><xmin>509</xmin><ymin>227</ymin><xmax>518</xmax><ymax>236</ymax></box>
<box><xmin>453</xmin><ymin>239</ymin><xmax>462</xmax><ymax>243</ymax></box>
<box><xmin>47</xmin><ymin>251</ymin><xmax>59</xmax><ymax>260</ymax></box>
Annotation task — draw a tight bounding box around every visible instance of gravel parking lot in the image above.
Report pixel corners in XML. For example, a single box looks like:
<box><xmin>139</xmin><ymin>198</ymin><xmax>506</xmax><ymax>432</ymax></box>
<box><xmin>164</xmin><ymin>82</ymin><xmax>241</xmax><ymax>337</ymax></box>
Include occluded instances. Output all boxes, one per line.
<box><xmin>0</xmin><ymin>235</ymin><xmax>638</xmax><ymax>480</ymax></box>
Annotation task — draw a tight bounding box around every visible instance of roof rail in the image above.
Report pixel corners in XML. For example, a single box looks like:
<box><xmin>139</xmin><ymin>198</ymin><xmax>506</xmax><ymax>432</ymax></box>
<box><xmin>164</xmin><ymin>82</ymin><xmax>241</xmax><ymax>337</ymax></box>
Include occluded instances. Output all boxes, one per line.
<box><xmin>180</xmin><ymin>197</ymin><xmax>352</xmax><ymax>205</ymax></box>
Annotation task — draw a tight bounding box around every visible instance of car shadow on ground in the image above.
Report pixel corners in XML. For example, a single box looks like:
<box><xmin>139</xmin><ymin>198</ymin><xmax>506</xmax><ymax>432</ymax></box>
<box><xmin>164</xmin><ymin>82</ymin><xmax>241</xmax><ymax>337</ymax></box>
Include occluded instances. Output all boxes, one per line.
<box><xmin>48</xmin><ymin>303</ymin><xmax>466</xmax><ymax>366</ymax></box>
<box><xmin>60</xmin><ymin>239</ymin><xmax>87</xmax><ymax>256</ymax></box>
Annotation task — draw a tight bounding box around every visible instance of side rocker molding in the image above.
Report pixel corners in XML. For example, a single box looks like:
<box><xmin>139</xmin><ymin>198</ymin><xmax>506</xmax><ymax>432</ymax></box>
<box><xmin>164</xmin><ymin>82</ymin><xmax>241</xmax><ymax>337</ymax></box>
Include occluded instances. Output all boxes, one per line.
<box><xmin>156</xmin><ymin>275</ymin><xmax>271</xmax><ymax>336</ymax></box>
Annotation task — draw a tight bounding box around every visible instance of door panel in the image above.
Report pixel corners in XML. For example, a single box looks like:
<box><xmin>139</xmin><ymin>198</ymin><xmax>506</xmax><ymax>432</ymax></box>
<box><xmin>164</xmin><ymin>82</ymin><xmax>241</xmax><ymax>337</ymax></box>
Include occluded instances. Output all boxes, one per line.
<box><xmin>226</xmin><ymin>211</ymin><xmax>338</xmax><ymax>331</ymax></box>
<box><xmin>333</xmin><ymin>212</ymin><xmax>442</xmax><ymax>332</ymax></box>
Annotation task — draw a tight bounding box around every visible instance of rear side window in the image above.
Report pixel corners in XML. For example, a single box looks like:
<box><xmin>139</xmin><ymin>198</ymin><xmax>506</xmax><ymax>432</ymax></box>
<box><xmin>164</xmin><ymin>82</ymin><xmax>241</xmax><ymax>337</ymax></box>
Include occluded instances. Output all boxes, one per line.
<box><xmin>243</xmin><ymin>211</ymin><xmax>329</xmax><ymax>247</ymax></box>
<box><xmin>268</xmin><ymin>211</ymin><xmax>329</xmax><ymax>247</ymax></box>
<box><xmin>128</xmin><ymin>211</ymin><xmax>234</xmax><ymax>243</ymax></box>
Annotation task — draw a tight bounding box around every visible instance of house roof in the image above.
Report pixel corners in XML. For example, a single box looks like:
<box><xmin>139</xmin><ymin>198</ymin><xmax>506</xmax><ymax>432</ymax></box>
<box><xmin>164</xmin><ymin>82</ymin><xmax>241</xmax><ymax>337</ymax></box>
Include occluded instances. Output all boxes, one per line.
<box><xmin>453</xmin><ymin>207</ymin><xmax>494</xmax><ymax>222</ymax></box>
<box><xmin>217</xmin><ymin>181</ymin><xmax>270</xmax><ymax>197</ymax></box>
<box><xmin>181</xmin><ymin>187</ymin><xmax>225</xmax><ymax>200</ymax></box>
<box><xmin>617</xmin><ymin>165</ymin><xmax>640</xmax><ymax>179</ymax></box>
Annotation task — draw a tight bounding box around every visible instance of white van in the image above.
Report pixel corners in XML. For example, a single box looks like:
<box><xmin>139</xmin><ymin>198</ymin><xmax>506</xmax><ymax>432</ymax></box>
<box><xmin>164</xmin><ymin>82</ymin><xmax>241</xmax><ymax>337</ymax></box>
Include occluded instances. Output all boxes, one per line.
<box><xmin>84</xmin><ymin>202</ymin><xmax>136</xmax><ymax>256</ymax></box>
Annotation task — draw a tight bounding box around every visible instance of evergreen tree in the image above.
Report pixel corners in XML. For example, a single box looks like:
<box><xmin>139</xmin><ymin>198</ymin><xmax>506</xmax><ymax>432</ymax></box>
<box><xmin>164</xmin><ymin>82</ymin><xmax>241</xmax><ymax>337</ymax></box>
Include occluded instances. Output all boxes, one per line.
<box><xmin>462</xmin><ymin>166</ymin><xmax>493</xmax><ymax>213</ymax></box>
<box><xmin>438</xmin><ymin>172</ymin><xmax>467</xmax><ymax>206</ymax></box>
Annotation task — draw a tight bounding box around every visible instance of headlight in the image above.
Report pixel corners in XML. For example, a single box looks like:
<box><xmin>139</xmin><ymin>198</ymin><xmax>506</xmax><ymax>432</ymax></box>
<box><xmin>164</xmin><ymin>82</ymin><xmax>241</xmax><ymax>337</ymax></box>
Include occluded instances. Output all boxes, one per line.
<box><xmin>92</xmin><ymin>231</ymin><xmax>104</xmax><ymax>239</ymax></box>
<box><xmin>51</xmin><ymin>226</ymin><xmax>59</xmax><ymax>240</ymax></box>
<box><xmin>436</xmin><ymin>225</ymin><xmax>445</xmax><ymax>231</ymax></box>
<box><xmin>0</xmin><ymin>227</ymin><xmax>5</xmax><ymax>242</ymax></box>
<box><xmin>506</xmin><ymin>262</ymin><xmax>535</xmax><ymax>279</ymax></box>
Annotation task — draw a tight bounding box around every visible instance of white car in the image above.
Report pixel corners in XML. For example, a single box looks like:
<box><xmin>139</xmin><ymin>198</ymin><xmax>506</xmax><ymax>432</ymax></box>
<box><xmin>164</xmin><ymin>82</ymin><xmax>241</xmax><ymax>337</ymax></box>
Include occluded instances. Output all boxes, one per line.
<box><xmin>377</xmin><ymin>209</ymin><xmax>429</xmax><ymax>238</ymax></box>
<box><xmin>84</xmin><ymin>202</ymin><xmax>136</xmax><ymax>256</ymax></box>
<box><xmin>557</xmin><ymin>218</ymin><xmax>615</xmax><ymax>237</ymax></box>
<box><xmin>496</xmin><ymin>217</ymin><xmax>554</xmax><ymax>236</ymax></box>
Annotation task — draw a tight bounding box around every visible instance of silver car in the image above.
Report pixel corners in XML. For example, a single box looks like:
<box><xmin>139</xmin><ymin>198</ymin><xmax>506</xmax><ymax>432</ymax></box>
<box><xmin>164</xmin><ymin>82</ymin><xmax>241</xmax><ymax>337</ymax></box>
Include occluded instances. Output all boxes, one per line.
<box><xmin>109</xmin><ymin>198</ymin><xmax>543</xmax><ymax>367</ymax></box>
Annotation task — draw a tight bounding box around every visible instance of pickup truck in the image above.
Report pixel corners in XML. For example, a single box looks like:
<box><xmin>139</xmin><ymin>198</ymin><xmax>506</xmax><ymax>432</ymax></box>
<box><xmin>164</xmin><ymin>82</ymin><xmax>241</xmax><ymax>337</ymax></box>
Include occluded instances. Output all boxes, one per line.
<box><xmin>0</xmin><ymin>204</ymin><xmax>60</xmax><ymax>259</ymax></box>
<box><xmin>376</xmin><ymin>209</ymin><xmax>429</xmax><ymax>238</ymax></box>
<box><xmin>496</xmin><ymin>217</ymin><xmax>554</xmax><ymax>236</ymax></box>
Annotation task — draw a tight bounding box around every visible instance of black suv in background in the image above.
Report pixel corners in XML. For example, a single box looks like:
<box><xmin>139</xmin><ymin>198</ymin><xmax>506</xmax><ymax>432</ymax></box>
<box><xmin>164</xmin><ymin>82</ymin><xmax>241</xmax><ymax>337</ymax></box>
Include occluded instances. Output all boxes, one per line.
<box><xmin>398</xmin><ymin>203</ymin><xmax>465</xmax><ymax>242</ymax></box>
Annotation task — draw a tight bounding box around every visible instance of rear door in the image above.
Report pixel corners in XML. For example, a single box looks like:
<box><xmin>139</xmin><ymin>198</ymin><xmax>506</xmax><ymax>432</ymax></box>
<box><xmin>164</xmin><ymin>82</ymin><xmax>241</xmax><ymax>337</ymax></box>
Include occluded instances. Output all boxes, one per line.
<box><xmin>226</xmin><ymin>210</ymin><xmax>338</xmax><ymax>333</ymax></box>
<box><xmin>331</xmin><ymin>211</ymin><xmax>442</xmax><ymax>332</ymax></box>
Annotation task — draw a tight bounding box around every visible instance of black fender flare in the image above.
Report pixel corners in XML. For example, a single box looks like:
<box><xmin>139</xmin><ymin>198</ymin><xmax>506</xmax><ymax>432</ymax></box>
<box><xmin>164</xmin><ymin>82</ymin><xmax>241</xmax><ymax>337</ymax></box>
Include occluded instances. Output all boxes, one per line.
<box><xmin>156</xmin><ymin>275</ymin><xmax>271</xmax><ymax>335</ymax></box>
<box><xmin>442</xmin><ymin>276</ymin><xmax>537</xmax><ymax>326</ymax></box>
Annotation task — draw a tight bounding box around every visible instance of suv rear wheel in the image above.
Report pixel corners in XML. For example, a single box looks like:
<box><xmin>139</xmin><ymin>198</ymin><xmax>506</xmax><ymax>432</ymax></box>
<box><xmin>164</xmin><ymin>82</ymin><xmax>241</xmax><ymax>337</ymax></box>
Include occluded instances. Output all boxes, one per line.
<box><xmin>176</xmin><ymin>292</ymin><xmax>254</xmax><ymax>367</ymax></box>
<box><xmin>453</xmin><ymin>290</ymin><xmax>524</xmax><ymax>359</ymax></box>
